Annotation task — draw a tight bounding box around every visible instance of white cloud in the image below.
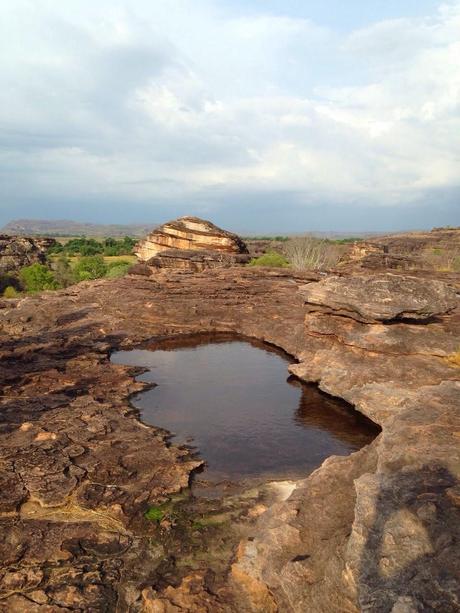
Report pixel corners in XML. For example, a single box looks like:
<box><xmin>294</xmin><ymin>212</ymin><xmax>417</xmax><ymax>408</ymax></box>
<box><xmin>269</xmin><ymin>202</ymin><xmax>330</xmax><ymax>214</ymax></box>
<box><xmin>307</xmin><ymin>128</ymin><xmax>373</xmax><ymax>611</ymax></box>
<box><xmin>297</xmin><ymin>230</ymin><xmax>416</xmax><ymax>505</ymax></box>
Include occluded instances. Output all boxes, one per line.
<box><xmin>0</xmin><ymin>0</ymin><xmax>459</xmax><ymax>224</ymax></box>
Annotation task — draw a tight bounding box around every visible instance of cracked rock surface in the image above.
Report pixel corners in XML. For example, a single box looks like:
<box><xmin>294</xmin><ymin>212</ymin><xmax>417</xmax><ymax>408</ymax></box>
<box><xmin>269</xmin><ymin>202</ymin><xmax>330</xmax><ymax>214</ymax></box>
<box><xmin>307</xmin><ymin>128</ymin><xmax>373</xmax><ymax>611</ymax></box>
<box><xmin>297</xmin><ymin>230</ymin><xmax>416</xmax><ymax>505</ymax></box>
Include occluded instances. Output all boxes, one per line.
<box><xmin>0</xmin><ymin>267</ymin><xmax>459</xmax><ymax>611</ymax></box>
<box><xmin>299</xmin><ymin>272</ymin><xmax>458</xmax><ymax>322</ymax></box>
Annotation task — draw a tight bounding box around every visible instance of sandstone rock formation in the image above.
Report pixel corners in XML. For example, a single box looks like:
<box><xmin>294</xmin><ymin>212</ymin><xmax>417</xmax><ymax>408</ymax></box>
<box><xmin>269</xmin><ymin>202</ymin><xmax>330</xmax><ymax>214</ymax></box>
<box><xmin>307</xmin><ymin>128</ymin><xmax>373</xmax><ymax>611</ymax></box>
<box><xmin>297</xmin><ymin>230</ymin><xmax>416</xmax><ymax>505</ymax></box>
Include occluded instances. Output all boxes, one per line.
<box><xmin>0</xmin><ymin>263</ymin><xmax>458</xmax><ymax>611</ymax></box>
<box><xmin>0</xmin><ymin>235</ymin><xmax>55</xmax><ymax>275</ymax></box>
<box><xmin>339</xmin><ymin>228</ymin><xmax>460</xmax><ymax>272</ymax></box>
<box><xmin>300</xmin><ymin>272</ymin><xmax>457</xmax><ymax>322</ymax></box>
<box><xmin>135</xmin><ymin>216</ymin><xmax>249</xmax><ymax>271</ymax></box>
<box><xmin>146</xmin><ymin>248</ymin><xmax>250</xmax><ymax>271</ymax></box>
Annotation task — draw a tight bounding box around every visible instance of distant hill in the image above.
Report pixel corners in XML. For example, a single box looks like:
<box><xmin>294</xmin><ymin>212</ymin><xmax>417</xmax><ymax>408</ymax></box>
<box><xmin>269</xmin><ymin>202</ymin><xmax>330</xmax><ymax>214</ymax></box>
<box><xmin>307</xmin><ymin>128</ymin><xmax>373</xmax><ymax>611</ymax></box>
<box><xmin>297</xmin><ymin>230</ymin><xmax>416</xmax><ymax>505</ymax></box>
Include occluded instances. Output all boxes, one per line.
<box><xmin>1</xmin><ymin>219</ymin><xmax>155</xmax><ymax>238</ymax></box>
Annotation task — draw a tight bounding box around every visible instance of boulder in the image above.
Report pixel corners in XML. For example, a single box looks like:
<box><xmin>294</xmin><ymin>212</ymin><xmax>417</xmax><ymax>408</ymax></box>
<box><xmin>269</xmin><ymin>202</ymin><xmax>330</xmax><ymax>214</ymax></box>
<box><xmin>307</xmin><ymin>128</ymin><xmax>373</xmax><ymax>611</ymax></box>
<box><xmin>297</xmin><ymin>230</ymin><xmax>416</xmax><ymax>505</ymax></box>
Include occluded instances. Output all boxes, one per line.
<box><xmin>135</xmin><ymin>216</ymin><xmax>248</xmax><ymax>262</ymax></box>
<box><xmin>300</xmin><ymin>273</ymin><xmax>458</xmax><ymax>322</ymax></box>
<box><xmin>0</xmin><ymin>235</ymin><xmax>56</xmax><ymax>275</ymax></box>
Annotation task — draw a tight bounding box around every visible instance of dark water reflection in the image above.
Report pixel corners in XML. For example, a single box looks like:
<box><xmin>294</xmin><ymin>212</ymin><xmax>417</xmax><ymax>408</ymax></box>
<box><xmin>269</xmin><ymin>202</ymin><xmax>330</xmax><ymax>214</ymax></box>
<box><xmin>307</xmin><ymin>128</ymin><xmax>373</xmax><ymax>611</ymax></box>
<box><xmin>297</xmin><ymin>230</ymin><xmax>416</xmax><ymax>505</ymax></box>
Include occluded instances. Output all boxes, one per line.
<box><xmin>111</xmin><ymin>335</ymin><xmax>379</xmax><ymax>482</ymax></box>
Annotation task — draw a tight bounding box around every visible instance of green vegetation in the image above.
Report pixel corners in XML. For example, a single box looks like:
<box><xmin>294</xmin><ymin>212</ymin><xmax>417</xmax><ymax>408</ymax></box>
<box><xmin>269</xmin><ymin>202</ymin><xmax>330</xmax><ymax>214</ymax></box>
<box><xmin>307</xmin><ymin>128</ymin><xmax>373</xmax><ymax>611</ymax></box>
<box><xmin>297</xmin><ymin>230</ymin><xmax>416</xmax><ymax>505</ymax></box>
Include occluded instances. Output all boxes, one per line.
<box><xmin>6</xmin><ymin>248</ymin><xmax>135</xmax><ymax>297</ymax></box>
<box><xmin>53</xmin><ymin>256</ymin><xmax>76</xmax><ymax>288</ymax></box>
<box><xmin>144</xmin><ymin>506</ymin><xmax>166</xmax><ymax>522</ymax></box>
<box><xmin>243</xmin><ymin>235</ymin><xmax>289</xmax><ymax>242</ymax></box>
<box><xmin>48</xmin><ymin>236</ymin><xmax>137</xmax><ymax>257</ymax></box>
<box><xmin>19</xmin><ymin>264</ymin><xmax>58</xmax><ymax>293</ymax></box>
<box><xmin>3</xmin><ymin>286</ymin><xmax>19</xmax><ymax>298</ymax></box>
<box><xmin>105</xmin><ymin>260</ymin><xmax>132</xmax><ymax>278</ymax></box>
<box><xmin>249</xmin><ymin>252</ymin><xmax>290</xmax><ymax>267</ymax></box>
<box><xmin>331</xmin><ymin>237</ymin><xmax>363</xmax><ymax>244</ymax></box>
<box><xmin>73</xmin><ymin>255</ymin><xmax>108</xmax><ymax>281</ymax></box>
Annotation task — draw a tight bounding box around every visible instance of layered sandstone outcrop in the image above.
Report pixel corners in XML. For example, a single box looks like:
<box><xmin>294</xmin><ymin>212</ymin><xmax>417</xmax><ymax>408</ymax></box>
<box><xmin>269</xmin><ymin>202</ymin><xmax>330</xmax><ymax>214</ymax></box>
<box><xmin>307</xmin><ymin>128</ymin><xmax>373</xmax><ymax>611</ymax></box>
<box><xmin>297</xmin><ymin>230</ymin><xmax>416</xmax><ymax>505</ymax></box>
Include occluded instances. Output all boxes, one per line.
<box><xmin>0</xmin><ymin>235</ymin><xmax>55</xmax><ymax>275</ymax></box>
<box><xmin>135</xmin><ymin>216</ymin><xmax>249</xmax><ymax>270</ymax></box>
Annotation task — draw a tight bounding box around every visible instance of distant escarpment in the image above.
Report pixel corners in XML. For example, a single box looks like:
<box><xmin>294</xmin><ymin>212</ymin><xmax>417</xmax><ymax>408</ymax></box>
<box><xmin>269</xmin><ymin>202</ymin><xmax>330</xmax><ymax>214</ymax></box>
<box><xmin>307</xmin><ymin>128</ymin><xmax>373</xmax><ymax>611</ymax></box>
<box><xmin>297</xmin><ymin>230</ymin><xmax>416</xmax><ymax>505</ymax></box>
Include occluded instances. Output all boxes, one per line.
<box><xmin>135</xmin><ymin>216</ymin><xmax>250</xmax><ymax>271</ymax></box>
<box><xmin>1</xmin><ymin>219</ymin><xmax>154</xmax><ymax>238</ymax></box>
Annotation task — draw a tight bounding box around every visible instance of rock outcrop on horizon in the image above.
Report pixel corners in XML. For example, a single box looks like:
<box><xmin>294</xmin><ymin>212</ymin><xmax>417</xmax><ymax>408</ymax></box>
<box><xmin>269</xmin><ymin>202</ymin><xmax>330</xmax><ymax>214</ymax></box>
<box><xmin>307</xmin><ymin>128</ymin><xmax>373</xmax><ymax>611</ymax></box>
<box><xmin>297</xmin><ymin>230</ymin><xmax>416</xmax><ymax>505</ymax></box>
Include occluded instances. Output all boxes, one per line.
<box><xmin>135</xmin><ymin>216</ymin><xmax>250</xmax><ymax>271</ymax></box>
<box><xmin>0</xmin><ymin>235</ymin><xmax>55</xmax><ymax>275</ymax></box>
<box><xmin>339</xmin><ymin>228</ymin><xmax>460</xmax><ymax>272</ymax></box>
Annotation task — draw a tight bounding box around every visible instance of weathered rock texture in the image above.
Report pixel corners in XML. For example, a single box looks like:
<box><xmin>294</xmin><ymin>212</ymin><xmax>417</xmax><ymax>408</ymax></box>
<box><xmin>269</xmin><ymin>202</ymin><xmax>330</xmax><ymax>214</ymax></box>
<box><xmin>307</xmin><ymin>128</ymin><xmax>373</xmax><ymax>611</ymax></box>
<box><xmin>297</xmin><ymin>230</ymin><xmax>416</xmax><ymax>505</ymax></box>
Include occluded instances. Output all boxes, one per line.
<box><xmin>0</xmin><ymin>265</ymin><xmax>459</xmax><ymax>611</ymax></box>
<box><xmin>339</xmin><ymin>228</ymin><xmax>460</xmax><ymax>272</ymax></box>
<box><xmin>0</xmin><ymin>235</ymin><xmax>55</xmax><ymax>275</ymax></box>
<box><xmin>146</xmin><ymin>248</ymin><xmax>250</xmax><ymax>272</ymax></box>
<box><xmin>135</xmin><ymin>217</ymin><xmax>248</xmax><ymax>262</ymax></box>
<box><xmin>300</xmin><ymin>273</ymin><xmax>458</xmax><ymax>323</ymax></box>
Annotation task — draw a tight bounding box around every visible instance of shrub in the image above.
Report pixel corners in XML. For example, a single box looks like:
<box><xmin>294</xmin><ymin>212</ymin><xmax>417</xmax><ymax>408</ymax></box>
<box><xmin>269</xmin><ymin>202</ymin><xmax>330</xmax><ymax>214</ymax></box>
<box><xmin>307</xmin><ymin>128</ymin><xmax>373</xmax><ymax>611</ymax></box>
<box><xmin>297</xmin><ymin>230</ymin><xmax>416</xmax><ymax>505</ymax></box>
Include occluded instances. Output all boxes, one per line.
<box><xmin>144</xmin><ymin>506</ymin><xmax>165</xmax><ymax>522</ymax></box>
<box><xmin>0</xmin><ymin>273</ymin><xmax>21</xmax><ymax>294</ymax></box>
<box><xmin>19</xmin><ymin>264</ymin><xmax>58</xmax><ymax>292</ymax></box>
<box><xmin>249</xmin><ymin>252</ymin><xmax>290</xmax><ymax>267</ymax></box>
<box><xmin>106</xmin><ymin>259</ymin><xmax>132</xmax><ymax>269</ymax></box>
<box><xmin>105</xmin><ymin>263</ymin><xmax>131</xmax><ymax>278</ymax></box>
<box><xmin>73</xmin><ymin>256</ymin><xmax>108</xmax><ymax>281</ymax></box>
<box><xmin>424</xmin><ymin>248</ymin><xmax>460</xmax><ymax>272</ymax></box>
<box><xmin>283</xmin><ymin>236</ymin><xmax>343</xmax><ymax>270</ymax></box>
<box><xmin>3</xmin><ymin>286</ymin><xmax>19</xmax><ymax>298</ymax></box>
<box><xmin>53</xmin><ymin>256</ymin><xmax>76</xmax><ymax>288</ymax></box>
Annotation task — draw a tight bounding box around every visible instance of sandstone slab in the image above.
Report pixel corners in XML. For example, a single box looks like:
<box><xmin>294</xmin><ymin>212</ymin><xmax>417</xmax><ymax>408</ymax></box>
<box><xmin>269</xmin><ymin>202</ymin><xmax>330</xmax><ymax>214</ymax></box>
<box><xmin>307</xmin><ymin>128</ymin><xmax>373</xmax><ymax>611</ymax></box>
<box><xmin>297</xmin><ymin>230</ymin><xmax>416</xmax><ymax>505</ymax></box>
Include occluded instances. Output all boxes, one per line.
<box><xmin>300</xmin><ymin>272</ymin><xmax>457</xmax><ymax>322</ymax></box>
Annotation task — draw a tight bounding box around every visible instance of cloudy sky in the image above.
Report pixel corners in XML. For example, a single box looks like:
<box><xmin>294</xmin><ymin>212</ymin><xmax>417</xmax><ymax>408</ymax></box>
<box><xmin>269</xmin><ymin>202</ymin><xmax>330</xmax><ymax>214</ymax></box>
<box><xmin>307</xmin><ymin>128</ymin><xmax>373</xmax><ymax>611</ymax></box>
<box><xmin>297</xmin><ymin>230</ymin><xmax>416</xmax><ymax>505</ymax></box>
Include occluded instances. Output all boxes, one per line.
<box><xmin>1</xmin><ymin>0</ymin><xmax>459</xmax><ymax>232</ymax></box>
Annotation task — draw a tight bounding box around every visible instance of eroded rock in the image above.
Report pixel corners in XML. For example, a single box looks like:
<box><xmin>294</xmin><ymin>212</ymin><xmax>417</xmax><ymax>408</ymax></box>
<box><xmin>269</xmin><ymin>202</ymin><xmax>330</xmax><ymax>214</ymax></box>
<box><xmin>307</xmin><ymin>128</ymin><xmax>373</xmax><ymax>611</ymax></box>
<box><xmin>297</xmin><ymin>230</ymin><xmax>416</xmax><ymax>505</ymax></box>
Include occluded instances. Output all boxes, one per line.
<box><xmin>0</xmin><ymin>265</ymin><xmax>458</xmax><ymax>611</ymax></box>
<box><xmin>135</xmin><ymin>217</ymin><xmax>248</xmax><ymax>262</ymax></box>
<box><xmin>146</xmin><ymin>248</ymin><xmax>250</xmax><ymax>272</ymax></box>
<box><xmin>300</xmin><ymin>273</ymin><xmax>457</xmax><ymax>322</ymax></box>
<box><xmin>0</xmin><ymin>235</ymin><xmax>55</xmax><ymax>275</ymax></box>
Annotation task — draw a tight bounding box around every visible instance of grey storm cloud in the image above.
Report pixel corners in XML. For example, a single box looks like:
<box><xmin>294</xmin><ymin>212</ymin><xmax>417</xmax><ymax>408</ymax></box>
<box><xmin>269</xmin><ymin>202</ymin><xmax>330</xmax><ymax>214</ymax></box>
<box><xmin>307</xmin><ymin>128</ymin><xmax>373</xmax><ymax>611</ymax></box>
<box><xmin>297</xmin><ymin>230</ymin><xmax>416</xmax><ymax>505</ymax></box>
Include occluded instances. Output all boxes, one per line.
<box><xmin>0</xmin><ymin>0</ymin><xmax>459</xmax><ymax>231</ymax></box>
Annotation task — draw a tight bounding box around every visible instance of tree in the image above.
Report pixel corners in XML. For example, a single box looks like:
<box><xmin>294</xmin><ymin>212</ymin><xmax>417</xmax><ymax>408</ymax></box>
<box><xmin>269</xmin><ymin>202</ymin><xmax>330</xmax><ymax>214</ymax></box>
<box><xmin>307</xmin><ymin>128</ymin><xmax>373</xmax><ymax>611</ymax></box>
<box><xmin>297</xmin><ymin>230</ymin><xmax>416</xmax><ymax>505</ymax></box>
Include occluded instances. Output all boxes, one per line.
<box><xmin>53</xmin><ymin>256</ymin><xmax>76</xmax><ymax>288</ymax></box>
<box><xmin>19</xmin><ymin>264</ymin><xmax>58</xmax><ymax>292</ymax></box>
<box><xmin>74</xmin><ymin>256</ymin><xmax>108</xmax><ymax>281</ymax></box>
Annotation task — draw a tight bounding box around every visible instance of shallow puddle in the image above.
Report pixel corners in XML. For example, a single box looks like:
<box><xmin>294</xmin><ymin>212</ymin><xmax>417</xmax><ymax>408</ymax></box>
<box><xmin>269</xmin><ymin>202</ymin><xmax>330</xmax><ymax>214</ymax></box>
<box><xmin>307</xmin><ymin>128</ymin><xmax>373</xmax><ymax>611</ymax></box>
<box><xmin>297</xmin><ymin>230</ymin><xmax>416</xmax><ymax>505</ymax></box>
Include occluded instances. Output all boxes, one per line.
<box><xmin>111</xmin><ymin>335</ymin><xmax>379</xmax><ymax>484</ymax></box>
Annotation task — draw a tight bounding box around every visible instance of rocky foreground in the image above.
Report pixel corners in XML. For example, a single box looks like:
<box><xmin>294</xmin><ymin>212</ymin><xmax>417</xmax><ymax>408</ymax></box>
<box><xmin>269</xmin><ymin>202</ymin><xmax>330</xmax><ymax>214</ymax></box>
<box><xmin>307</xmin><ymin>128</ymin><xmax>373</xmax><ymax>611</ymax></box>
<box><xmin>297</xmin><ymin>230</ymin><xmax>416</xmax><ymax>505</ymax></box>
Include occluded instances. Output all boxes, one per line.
<box><xmin>0</xmin><ymin>265</ymin><xmax>459</xmax><ymax>612</ymax></box>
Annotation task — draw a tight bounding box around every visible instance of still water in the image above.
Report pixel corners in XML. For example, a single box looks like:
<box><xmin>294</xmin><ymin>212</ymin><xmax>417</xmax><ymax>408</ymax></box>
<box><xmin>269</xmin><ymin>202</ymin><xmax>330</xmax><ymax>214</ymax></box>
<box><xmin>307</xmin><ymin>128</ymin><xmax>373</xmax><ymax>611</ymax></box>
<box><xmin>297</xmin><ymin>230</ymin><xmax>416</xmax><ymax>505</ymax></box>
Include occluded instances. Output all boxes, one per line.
<box><xmin>111</xmin><ymin>335</ymin><xmax>378</xmax><ymax>482</ymax></box>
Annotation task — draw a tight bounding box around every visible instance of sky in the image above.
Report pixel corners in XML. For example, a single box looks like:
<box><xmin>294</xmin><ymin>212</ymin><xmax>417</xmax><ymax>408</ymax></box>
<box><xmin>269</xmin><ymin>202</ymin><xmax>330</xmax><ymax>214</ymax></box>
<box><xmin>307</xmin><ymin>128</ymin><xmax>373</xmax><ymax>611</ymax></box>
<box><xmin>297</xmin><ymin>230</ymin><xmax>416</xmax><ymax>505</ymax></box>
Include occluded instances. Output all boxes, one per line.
<box><xmin>1</xmin><ymin>0</ymin><xmax>459</xmax><ymax>233</ymax></box>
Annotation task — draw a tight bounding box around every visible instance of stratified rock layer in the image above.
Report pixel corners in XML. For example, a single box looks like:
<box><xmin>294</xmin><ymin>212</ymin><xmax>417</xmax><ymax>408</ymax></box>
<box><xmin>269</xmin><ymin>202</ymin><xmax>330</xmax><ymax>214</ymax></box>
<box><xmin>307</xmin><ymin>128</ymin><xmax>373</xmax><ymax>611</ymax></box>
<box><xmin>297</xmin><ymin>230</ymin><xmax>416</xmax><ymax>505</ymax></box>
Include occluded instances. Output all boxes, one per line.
<box><xmin>0</xmin><ymin>266</ymin><xmax>459</xmax><ymax>611</ymax></box>
<box><xmin>135</xmin><ymin>216</ymin><xmax>248</xmax><ymax>261</ymax></box>
<box><xmin>146</xmin><ymin>248</ymin><xmax>251</xmax><ymax>272</ymax></box>
<box><xmin>300</xmin><ymin>272</ymin><xmax>458</xmax><ymax>322</ymax></box>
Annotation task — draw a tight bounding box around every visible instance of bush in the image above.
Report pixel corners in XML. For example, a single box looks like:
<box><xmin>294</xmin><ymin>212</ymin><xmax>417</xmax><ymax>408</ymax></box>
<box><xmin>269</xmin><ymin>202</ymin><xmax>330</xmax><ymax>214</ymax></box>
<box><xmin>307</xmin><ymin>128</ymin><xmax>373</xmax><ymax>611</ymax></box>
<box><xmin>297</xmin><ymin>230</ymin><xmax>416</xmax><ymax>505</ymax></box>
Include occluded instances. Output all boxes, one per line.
<box><xmin>19</xmin><ymin>264</ymin><xmax>58</xmax><ymax>292</ymax></box>
<box><xmin>47</xmin><ymin>236</ymin><xmax>136</xmax><ymax>257</ymax></box>
<box><xmin>3</xmin><ymin>286</ymin><xmax>19</xmax><ymax>298</ymax></box>
<box><xmin>105</xmin><ymin>263</ymin><xmax>131</xmax><ymax>278</ymax></box>
<box><xmin>249</xmin><ymin>252</ymin><xmax>290</xmax><ymax>267</ymax></box>
<box><xmin>283</xmin><ymin>236</ymin><xmax>343</xmax><ymax>270</ymax></box>
<box><xmin>73</xmin><ymin>256</ymin><xmax>108</xmax><ymax>281</ymax></box>
<box><xmin>0</xmin><ymin>273</ymin><xmax>21</xmax><ymax>294</ymax></box>
<box><xmin>53</xmin><ymin>256</ymin><xmax>76</xmax><ymax>288</ymax></box>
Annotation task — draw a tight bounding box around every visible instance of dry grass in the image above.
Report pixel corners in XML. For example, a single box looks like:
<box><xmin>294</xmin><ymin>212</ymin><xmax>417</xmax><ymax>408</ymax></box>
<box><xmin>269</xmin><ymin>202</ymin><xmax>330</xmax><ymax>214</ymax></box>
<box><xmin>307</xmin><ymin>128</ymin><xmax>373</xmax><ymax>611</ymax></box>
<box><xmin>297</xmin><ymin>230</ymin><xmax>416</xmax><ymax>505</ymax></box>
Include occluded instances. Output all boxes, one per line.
<box><xmin>424</xmin><ymin>248</ymin><xmax>460</xmax><ymax>272</ymax></box>
<box><xmin>104</xmin><ymin>255</ymin><xmax>137</xmax><ymax>264</ymax></box>
<box><xmin>282</xmin><ymin>236</ymin><xmax>344</xmax><ymax>271</ymax></box>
